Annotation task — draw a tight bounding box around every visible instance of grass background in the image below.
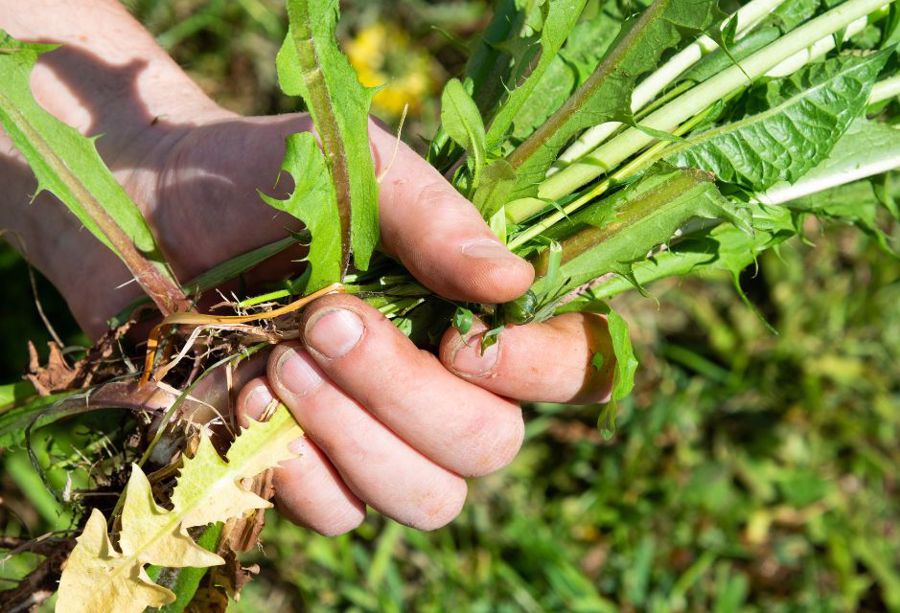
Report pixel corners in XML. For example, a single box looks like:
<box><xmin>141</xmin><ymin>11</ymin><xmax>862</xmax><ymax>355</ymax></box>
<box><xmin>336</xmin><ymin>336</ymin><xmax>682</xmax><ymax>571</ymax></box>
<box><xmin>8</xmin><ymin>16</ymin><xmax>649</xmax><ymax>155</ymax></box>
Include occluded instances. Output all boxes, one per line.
<box><xmin>1</xmin><ymin>1</ymin><xmax>898</xmax><ymax>611</ymax></box>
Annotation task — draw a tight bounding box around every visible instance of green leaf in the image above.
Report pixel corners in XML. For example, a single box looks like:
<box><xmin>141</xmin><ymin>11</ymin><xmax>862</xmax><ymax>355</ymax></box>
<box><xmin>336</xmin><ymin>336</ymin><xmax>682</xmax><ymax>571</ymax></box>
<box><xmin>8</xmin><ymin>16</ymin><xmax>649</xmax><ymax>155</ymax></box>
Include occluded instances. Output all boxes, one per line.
<box><xmin>762</xmin><ymin>0</ymin><xmax>821</xmax><ymax>32</ymax></box>
<box><xmin>533</xmin><ymin>166</ymin><xmax>750</xmax><ymax>298</ymax></box>
<box><xmin>666</xmin><ymin>51</ymin><xmax>890</xmax><ymax>192</ymax></box>
<box><xmin>761</xmin><ymin>118</ymin><xmax>900</xmax><ymax>211</ymax></box>
<box><xmin>606</xmin><ymin>306</ymin><xmax>638</xmax><ymax>402</ymax></box>
<box><xmin>441</xmin><ymin>79</ymin><xmax>488</xmax><ymax>186</ymax></box>
<box><xmin>680</xmin><ymin>27</ymin><xmax>782</xmax><ymax>85</ymax></box>
<box><xmin>484</xmin><ymin>0</ymin><xmax>588</xmax><ymax>149</ymax></box>
<box><xmin>474</xmin><ymin>159</ymin><xmax>518</xmax><ymax>219</ymax></box>
<box><xmin>505</xmin><ymin>0</ymin><xmax>722</xmax><ymax>201</ymax></box>
<box><xmin>452</xmin><ymin>307</ymin><xmax>475</xmax><ymax>335</ymax></box>
<box><xmin>0</xmin><ymin>32</ymin><xmax>185</xmax><ymax>313</ymax></box>
<box><xmin>583</xmin><ymin>202</ymin><xmax>798</xmax><ymax>301</ymax></box>
<box><xmin>261</xmin><ymin>133</ymin><xmax>342</xmax><ymax>291</ymax></box>
<box><xmin>0</xmin><ymin>389</ymin><xmax>83</xmax><ymax>450</ymax></box>
<box><xmin>277</xmin><ymin>0</ymin><xmax>380</xmax><ymax>272</ymax></box>
<box><xmin>509</xmin><ymin>7</ymin><xmax>623</xmax><ymax>141</ymax></box>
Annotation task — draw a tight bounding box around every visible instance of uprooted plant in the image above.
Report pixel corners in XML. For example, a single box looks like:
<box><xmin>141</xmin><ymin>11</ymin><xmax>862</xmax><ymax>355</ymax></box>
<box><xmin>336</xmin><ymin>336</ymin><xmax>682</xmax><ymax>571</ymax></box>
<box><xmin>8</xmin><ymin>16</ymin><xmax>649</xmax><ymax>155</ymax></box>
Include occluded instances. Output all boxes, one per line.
<box><xmin>0</xmin><ymin>0</ymin><xmax>898</xmax><ymax>609</ymax></box>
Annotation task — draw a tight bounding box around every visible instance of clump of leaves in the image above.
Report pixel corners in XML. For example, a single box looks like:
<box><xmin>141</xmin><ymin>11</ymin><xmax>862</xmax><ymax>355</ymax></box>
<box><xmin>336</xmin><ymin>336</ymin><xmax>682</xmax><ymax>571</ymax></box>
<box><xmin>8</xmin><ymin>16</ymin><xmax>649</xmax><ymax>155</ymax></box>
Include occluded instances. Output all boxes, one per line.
<box><xmin>0</xmin><ymin>0</ymin><xmax>898</xmax><ymax>609</ymax></box>
<box><xmin>56</xmin><ymin>406</ymin><xmax>301</xmax><ymax>613</ymax></box>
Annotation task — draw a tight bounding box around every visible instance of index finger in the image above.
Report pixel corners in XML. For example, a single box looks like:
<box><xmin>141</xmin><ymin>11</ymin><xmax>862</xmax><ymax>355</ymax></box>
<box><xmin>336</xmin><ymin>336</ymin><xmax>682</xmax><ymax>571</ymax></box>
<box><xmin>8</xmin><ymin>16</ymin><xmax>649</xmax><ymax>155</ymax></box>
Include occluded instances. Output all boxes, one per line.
<box><xmin>370</xmin><ymin>123</ymin><xmax>534</xmax><ymax>305</ymax></box>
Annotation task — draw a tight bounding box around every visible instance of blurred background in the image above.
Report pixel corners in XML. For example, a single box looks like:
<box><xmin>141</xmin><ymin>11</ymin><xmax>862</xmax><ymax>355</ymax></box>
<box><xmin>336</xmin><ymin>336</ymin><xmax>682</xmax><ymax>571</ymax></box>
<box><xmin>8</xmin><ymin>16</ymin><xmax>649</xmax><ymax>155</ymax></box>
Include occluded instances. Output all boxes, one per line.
<box><xmin>1</xmin><ymin>1</ymin><xmax>898</xmax><ymax>611</ymax></box>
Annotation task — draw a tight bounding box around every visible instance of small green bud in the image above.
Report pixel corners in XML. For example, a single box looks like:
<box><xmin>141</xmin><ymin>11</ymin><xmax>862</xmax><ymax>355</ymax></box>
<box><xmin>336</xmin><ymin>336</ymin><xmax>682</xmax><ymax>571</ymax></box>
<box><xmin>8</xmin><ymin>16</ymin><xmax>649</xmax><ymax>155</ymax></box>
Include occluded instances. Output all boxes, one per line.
<box><xmin>500</xmin><ymin>290</ymin><xmax>538</xmax><ymax>325</ymax></box>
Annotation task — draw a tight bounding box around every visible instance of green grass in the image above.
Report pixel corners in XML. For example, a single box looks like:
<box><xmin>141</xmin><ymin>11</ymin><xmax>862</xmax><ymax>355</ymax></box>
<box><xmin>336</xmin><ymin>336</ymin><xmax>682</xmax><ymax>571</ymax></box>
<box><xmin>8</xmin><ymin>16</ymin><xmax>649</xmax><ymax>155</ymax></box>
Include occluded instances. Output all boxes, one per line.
<box><xmin>1</xmin><ymin>2</ymin><xmax>898</xmax><ymax>611</ymax></box>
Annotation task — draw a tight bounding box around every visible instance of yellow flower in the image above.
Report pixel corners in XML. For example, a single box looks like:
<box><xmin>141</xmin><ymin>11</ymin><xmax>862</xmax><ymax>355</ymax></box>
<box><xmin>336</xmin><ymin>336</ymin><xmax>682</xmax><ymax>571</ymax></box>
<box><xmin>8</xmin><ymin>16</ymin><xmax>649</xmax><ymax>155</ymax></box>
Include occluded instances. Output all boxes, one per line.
<box><xmin>346</xmin><ymin>22</ymin><xmax>436</xmax><ymax>118</ymax></box>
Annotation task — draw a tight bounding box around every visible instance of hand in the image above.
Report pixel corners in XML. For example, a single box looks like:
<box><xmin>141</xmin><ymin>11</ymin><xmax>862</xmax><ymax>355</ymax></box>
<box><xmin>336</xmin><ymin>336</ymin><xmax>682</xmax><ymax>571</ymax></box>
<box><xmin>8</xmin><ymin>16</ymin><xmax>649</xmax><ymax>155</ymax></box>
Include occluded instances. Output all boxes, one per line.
<box><xmin>0</xmin><ymin>2</ymin><xmax>617</xmax><ymax>534</ymax></box>
<box><xmin>145</xmin><ymin>111</ymin><xmax>616</xmax><ymax>533</ymax></box>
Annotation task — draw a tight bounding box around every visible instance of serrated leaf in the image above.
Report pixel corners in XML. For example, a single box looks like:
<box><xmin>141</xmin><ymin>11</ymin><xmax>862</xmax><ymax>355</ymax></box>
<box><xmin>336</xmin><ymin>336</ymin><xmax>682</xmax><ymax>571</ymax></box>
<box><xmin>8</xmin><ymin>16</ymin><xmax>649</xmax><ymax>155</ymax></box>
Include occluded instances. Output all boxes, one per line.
<box><xmin>0</xmin><ymin>32</ymin><xmax>185</xmax><ymax>313</ymax></box>
<box><xmin>56</xmin><ymin>405</ymin><xmax>302</xmax><ymax>613</ymax></box>
<box><xmin>276</xmin><ymin>0</ymin><xmax>379</xmax><ymax>272</ymax></box>
<box><xmin>582</xmin><ymin>202</ymin><xmax>799</xmax><ymax>301</ymax></box>
<box><xmin>261</xmin><ymin>133</ymin><xmax>342</xmax><ymax>291</ymax></box>
<box><xmin>485</xmin><ymin>0</ymin><xmax>588</xmax><ymax>149</ymax></box>
<box><xmin>504</xmin><ymin>0</ymin><xmax>722</xmax><ymax>201</ymax></box>
<box><xmin>441</xmin><ymin>79</ymin><xmax>488</xmax><ymax>186</ymax></box>
<box><xmin>666</xmin><ymin>52</ymin><xmax>890</xmax><ymax>192</ymax></box>
<box><xmin>532</xmin><ymin>165</ymin><xmax>750</xmax><ymax>299</ymax></box>
<box><xmin>509</xmin><ymin>7</ymin><xmax>622</xmax><ymax>141</ymax></box>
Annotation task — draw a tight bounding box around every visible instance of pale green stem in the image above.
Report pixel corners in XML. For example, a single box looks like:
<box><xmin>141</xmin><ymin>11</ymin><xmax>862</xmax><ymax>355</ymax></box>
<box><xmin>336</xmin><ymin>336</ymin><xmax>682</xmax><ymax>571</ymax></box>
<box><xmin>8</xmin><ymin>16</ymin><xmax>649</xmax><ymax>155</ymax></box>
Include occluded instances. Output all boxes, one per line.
<box><xmin>870</xmin><ymin>74</ymin><xmax>900</xmax><ymax>104</ymax></box>
<box><xmin>537</xmin><ymin>0</ymin><xmax>888</xmax><ymax>207</ymax></box>
<box><xmin>765</xmin><ymin>15</ymin><xmax>868</xmax><ymax>78</ymax></box>
<box><xmin>555</xmin><ymin>0</ymin><xmax>786</xmax><ymax>167</ymax></box>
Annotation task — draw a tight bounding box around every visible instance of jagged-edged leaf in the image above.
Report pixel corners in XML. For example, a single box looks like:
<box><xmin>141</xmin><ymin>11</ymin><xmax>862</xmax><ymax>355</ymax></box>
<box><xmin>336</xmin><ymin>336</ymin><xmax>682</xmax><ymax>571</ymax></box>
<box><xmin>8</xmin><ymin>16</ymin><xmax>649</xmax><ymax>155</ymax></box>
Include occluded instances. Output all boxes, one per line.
<box><xmin>261</xmin><ymin>133</ymin><xmax>342</xmax><ymax>291</ymax></box>
<box><xmin>531</xmin><ymin>165</ymin><xmax>750</xmax><ymax>299</ymax></box>
<box><xmin>56</xmin><ymin>405</ymin><xmax>302</xmax><ymax>613</ymax></box>
<box><xmin>485</xmin><ymin>0</ymin><xmax>588</xmax><ymax>149</ymax></box>
<box><xmin>276</xmin><ymin>0</ymin><xmax>379</xmax><ymax>272</ymax></box>
<box><xmin>441</xmin><ymin>79</ymin><xmax>488</xmax><ymax>185</ymax></box>
<box><xmin>503</xmin><ymin>0</ymin><xmax>722</xmax><ymax>201</ymax></box>
<box><xmin>0</xmin><ymin>32</ymin><xmax>183</xmax><ymax>310</ymax></box>
<box><xmin>510</xmin><ymin>6</ymin><xmax>622</xmax><ymax>141</ymax></box>
<box><xmin>666</xmin><ymin>51</ymin><xmax>890</xmax><ymax>192</ymax></box>
<box><xmin>582</xmin><ymin>202</ymin><xmax>799</xmax><ymax>301</ymax></box>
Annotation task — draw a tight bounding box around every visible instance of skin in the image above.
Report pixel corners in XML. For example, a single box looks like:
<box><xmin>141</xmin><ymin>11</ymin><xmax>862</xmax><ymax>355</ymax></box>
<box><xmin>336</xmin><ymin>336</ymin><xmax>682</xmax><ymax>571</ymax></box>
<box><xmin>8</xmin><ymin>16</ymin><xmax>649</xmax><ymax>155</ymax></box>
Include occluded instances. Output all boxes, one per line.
<box><xmin>0</xmin><ymin>0</ymin><xmax>615</xmax><ymax>535</ymax></box>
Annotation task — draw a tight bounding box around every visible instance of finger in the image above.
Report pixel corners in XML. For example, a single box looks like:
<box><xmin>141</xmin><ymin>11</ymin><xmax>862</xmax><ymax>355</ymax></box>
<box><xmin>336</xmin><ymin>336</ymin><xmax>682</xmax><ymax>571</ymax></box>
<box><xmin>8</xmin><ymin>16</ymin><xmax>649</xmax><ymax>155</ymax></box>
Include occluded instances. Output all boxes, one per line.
<box><xmin>267</xmin><ymin>343</ymin><xmax>468</xmax><ymax>531</ymax></box>
<box><xmin>285</xmin><ymin>293</ymin><xmax>524</xmax><ymax>477</ymax></box>
<box><xmin>370</xmin><ymin>123</ymin><xmax>534</xmax><ymax>304</ymax></box>
<box><xmin>235</xmin><ymin>378</ymin><xmax>365</xmax><ymax>536</ymax></box>
<box><xmin>438</xmin><ymin>313</ymin><xmax>616</xmax><ymax>405</ymax></box>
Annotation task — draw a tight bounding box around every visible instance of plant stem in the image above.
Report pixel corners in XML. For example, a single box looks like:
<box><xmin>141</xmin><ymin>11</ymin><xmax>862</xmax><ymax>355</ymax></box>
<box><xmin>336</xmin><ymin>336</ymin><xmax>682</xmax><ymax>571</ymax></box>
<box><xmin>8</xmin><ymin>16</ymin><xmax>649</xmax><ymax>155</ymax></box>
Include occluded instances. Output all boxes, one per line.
<box><xmin>555</xmin><ymin>0</ymin><xmax>786</xmax><ymax>166</ymax></box>
<box><xmin>871</xmin><ymin>74</ymin><xmax>900</xmax><ymax>104</ymax></box>
<box><xmin>539</xmin><ymin>0</ymin><xmax>888</xmax><ymax>204</ymax></box>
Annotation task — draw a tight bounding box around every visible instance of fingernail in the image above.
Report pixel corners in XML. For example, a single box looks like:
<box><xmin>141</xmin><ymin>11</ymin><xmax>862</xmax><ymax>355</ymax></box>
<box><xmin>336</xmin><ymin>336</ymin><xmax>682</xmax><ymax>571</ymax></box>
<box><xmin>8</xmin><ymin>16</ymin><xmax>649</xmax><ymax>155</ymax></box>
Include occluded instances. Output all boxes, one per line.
<box><xmin>460</xmin><ymin>238</ymin><xmax>521</xmax><ymax>264</ymax></box>
<box><xmin>450</xmin><ymin>334</ymin><xmax>500</xmax><ymax>377</ymax></box>
<box><xmin>305</xmin><ymin>308</ymin><xmax>365</xmax><ymax>359</ymax></box>
<box><xmin>276</xmin><ymin>347</ymin><xmax>324</xmax><ymax>396</ymax></box>
<box><xmin>243</xmin><ymin>385</ymin><xmax>274</xmax><ymax>420</ymax></box>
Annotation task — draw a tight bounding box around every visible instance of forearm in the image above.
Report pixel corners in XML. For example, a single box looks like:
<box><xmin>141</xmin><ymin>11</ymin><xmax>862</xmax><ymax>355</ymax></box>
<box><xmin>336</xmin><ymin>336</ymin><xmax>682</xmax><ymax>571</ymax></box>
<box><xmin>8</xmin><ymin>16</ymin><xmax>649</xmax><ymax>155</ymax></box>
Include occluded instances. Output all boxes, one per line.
<box><xmin>0</xmin><ymin>1</ymin><xmax>230</xmax><ymax>330</ymax></box>
<box><xmin>0</xmin><ymin>0</ymin><xmax>226</xmax><ymax>148</ymax></box>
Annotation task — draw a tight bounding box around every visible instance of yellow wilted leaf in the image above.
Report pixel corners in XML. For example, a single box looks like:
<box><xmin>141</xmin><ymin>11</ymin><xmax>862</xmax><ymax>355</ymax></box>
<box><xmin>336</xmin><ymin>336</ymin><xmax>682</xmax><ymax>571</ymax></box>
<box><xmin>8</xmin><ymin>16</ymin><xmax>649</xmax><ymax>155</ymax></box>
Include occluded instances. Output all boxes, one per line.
<box><xmin>56</xmin><ymin>404</ymin><xmax>302</xmax><ymax>613</ymax></box>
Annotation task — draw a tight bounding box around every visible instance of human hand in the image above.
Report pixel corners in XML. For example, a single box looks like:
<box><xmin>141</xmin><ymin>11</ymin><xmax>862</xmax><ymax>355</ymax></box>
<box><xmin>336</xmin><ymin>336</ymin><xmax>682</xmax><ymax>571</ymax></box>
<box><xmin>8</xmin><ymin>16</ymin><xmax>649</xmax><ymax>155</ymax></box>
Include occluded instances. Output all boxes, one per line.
<box><xmin>0</xmin><ymin>5</ymin><xmax>616</xmax><ymax>534</ymax></box>
<box><xmin>135</xmin><ymin>111</ymin><xmax>617</xmax><ymax>533</ymax></box>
